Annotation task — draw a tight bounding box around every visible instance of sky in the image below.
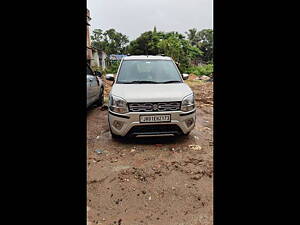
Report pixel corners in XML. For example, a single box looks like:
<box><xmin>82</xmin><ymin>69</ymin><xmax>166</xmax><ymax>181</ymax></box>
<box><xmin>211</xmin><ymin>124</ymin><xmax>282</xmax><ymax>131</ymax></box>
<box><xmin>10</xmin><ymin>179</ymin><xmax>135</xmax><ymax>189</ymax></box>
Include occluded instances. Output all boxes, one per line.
<box><xmin>87</xmin><ymin>0</ymin><xmax>213</xmax><ymax>41</ymax></box>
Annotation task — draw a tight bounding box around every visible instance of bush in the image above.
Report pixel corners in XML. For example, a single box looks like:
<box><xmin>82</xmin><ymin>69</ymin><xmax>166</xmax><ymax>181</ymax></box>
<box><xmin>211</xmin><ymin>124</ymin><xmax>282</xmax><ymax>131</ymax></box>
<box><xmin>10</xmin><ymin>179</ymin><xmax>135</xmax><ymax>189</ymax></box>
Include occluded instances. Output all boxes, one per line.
<box><xmin>91</xmin><ymin>61</ymin><xmax>121</xmax><ymax>75</ymax></box>
<box><xmin>91</xmin><ymin>65</ymin><xmax>104</xmax><ymax>73</ymax></box>
<box><xmin>186</xmin><ymin>64</ymin><xmax>213</xmax><ymax>77</ymax></box>
<box><xmin>104</xmin><ymin>60</ymin><xmax>120</xmax><ymax>74</ymax></box>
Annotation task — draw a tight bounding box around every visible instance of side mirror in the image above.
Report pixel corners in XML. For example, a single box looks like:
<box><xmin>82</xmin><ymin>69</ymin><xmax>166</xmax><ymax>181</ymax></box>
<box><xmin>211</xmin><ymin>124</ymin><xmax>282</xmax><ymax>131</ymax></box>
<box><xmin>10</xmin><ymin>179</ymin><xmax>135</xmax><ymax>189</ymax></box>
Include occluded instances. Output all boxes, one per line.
<box><xmin>94</xmin><ymin>71</ymin><xmax>102</xmax><ymax>77</ymax></box>
<box><xmin>106</xmin><ymin>74</ymin><xmax>115</xmax><ymax>81</ymax></box>
<box><xmin>182</xmin><ymin>73</ymin><xmax>189</xmax><ymax>80</ymax></box>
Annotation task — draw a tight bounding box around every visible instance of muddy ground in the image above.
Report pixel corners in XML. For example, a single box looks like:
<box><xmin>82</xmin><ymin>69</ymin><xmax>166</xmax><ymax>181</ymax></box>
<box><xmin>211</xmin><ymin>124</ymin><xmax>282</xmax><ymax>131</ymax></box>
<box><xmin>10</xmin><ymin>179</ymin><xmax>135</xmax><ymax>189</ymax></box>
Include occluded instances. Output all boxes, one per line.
<box><xmin>87</xmin><ymin>76</ymin><xmax>213</xmax><ymax>225</ymax></box>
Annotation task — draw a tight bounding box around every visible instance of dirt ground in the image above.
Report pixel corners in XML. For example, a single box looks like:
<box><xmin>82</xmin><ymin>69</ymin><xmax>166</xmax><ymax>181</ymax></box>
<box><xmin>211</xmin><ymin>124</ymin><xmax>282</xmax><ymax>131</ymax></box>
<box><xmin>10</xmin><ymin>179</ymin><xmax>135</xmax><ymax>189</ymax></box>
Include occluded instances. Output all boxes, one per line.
<box><xmin>87</xmin><ymin>76</ymin><xmax>213</xmax><ymax>225</ymax></box>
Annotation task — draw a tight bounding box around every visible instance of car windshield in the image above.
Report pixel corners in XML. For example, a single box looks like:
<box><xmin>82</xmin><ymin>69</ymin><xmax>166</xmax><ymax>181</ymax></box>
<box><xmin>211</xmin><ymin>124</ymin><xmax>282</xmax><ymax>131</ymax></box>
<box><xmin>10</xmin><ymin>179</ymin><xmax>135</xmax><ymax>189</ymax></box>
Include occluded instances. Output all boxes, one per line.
<box><xmin>116</xmin><ymin>60</ymin><xmax>183</xmax><ymax>84</ymax></box>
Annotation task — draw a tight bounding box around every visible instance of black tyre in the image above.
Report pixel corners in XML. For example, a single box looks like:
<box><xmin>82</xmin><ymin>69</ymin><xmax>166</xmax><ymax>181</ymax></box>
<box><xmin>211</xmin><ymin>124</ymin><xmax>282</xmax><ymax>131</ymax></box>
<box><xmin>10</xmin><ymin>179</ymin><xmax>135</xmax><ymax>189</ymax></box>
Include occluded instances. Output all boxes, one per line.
<box><xmin>96</xmin><ymin>88</ymin><xmax>104</xmax><ymax>107</ymax></box>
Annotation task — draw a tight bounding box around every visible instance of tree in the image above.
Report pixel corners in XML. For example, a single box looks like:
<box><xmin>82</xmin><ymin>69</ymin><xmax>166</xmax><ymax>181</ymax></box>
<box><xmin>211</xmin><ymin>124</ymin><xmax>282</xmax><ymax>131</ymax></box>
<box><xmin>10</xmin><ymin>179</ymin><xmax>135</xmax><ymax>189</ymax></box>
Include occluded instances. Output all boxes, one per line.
<box><xmin>157</xmin><ymin>32</ymin><xmax>202</xmax><ymax>71</ymax></box>
<box><xmin>91</xmin><ymin>28</ymin><xmax>129</xmax><ymax>55</ymax></box>
<box><xmin>185</xmin><ymin>28</ymin><xmax>213</xmax><ymax>63</ymax></box>
<box><xmin>185</xmin><ymin>28</ymin><xmax>199</xmax><ymax>46</ymax></box>
<box><xmin>197</xmin><ymin>29</ymin><xmax>213</xmax><ymax>63</ymax></box>
<box><xmin>127</xmin><ymin>29</ymin><xmax>202</xmax><ymax>71</ymax></box>
<box><xmin>153</xmin><ymin>26</ymin><xmax>157</xmax><ymax>33</ymax></box>
<box><xmin>127</xmin><ymin>31</ymin><xmax>165</xmax><ymax>55</ymax></box>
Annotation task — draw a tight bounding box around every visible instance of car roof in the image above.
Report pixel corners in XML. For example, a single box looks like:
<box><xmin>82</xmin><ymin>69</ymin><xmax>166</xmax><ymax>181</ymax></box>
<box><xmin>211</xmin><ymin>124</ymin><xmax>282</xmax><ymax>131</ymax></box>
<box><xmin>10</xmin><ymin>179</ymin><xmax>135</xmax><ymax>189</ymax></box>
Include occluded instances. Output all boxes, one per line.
<box><xmin>123</xmin><ymin>55</ymin><xmax>172</xmax><ymax>60</ymax></box>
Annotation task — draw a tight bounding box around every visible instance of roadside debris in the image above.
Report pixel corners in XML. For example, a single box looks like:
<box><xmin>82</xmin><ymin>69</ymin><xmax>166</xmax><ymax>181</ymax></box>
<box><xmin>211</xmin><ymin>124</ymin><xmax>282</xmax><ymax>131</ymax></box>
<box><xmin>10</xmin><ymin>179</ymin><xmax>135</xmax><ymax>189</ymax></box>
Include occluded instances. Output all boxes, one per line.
<box><xmin>188</xmin><ymin>145</ymin><xmax>202</xmax><ymax>151</ymax></box>
<box><xmin>95</xmin><ymin>149</ymin><xmax>104</xmax><ymax>154</ymax></box>
<box><xmin>200</xmin><ymin>75</ymin><xmax>211</xmax><ymax>81</ymax></box>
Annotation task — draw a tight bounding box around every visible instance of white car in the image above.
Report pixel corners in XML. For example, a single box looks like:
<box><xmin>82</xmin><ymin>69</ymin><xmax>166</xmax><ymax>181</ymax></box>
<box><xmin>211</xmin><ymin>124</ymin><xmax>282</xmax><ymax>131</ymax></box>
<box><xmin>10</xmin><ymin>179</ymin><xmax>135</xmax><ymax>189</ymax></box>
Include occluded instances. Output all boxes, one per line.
<box><xmin>106</xmin><ymin>55</ymin><xmax>196</xmax><ymax>138</ymax></box>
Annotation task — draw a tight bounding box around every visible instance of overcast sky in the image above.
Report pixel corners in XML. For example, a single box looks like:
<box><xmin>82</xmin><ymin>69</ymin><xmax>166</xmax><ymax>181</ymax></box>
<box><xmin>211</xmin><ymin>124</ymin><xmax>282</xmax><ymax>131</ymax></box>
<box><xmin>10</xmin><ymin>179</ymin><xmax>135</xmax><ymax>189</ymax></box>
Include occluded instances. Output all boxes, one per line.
<box><xmin>87</xmin><ymin>0</ymin><xmax>213</xmax><ymax>41</ymax></box>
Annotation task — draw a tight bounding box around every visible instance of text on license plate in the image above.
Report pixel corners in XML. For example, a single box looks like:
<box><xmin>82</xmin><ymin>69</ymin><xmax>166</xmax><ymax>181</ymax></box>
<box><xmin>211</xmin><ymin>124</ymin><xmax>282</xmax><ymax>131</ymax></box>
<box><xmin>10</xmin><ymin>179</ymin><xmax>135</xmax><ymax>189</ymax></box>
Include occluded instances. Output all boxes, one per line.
<box><xmin>140</xmin><ymin>114</ymin><xmax>171</xmax><ymax>123</ymax></box>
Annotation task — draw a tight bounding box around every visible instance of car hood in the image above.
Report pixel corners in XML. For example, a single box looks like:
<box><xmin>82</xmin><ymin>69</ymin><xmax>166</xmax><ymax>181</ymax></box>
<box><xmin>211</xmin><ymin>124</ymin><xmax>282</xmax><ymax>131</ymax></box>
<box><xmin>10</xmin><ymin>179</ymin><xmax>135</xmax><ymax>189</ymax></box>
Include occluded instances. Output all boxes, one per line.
<box><xmin>110</xmin><ymin>83</ymin><xmax>193</xmax><ymax>102</ymax></box>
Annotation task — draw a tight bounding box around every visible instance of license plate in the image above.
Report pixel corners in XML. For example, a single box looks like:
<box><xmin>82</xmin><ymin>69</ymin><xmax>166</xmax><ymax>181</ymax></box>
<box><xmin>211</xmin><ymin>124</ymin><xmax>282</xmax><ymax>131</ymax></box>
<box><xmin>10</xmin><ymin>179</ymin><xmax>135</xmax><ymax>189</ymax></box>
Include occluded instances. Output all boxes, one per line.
<box><xmin>140</xmin><ymin>114</ymin><xmax>171</xmax><ymax>123</ymax></box>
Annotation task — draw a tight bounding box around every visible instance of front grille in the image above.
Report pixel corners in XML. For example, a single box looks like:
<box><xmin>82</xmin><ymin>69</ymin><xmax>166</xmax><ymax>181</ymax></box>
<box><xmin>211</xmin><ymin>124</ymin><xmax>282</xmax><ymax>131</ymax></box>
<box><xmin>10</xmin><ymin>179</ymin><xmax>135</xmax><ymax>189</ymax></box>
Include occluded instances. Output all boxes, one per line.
<box><xmin>127</xmin><ymin>124</ymin><xmax>183</xmax><ymax>137</ymax></box>
<box><xmin>128</xmin><ymin>102</ymin><xmax>181</xmax><ymax>112</ymax></box>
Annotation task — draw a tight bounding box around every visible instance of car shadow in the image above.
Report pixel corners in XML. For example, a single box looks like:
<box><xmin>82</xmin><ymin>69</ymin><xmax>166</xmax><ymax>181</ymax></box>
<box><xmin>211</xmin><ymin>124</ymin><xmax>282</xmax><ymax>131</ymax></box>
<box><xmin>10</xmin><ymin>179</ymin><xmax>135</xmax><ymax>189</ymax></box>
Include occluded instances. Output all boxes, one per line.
<box><xmin>113</xmin><ymin>135</ymin><xmax>189</xmax><ymax>145</ymax></box>
<box><xmin>87</xmin><ymin>104</ymin><xmax>107</xmax><ymax>116</ymax></box>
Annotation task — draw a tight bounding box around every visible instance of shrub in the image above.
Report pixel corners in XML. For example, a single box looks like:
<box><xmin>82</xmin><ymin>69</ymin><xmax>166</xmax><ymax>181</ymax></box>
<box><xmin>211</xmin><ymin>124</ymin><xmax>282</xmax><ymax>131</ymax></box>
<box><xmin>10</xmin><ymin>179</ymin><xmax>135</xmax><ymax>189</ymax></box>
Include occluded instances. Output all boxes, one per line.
<box><xmin>91</xmin><ymin>65</ymin><xmax>104</xmax><ymax>73</ymax></box>
<box><xmin>90</xmin><ymin>61</ymin><xmax>121</xmax><ymax>75</ymax></box>
<box><xmin>106</xmin><ymin>61</ymin><xmax>120</xmax><ymax>73</ymax></box>
<box><xmin>186</xmin><ymin>64</ymin><xmax>213</xmax><ymax>77</ymax></box>
<box><xmin>104</xmin><ymin>61</ymin><xmax>120</xmax><ymax>74</ymax></box>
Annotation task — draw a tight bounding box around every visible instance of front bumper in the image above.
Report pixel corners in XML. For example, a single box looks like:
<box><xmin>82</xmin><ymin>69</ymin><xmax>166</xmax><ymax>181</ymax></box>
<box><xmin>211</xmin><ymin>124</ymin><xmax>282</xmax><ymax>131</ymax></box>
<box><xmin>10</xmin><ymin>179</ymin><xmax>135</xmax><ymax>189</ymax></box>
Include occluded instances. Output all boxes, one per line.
<box><xmin>108</xmin><ymin>109</ymin><xmax>196</xmax><ymax>137</ymax></box>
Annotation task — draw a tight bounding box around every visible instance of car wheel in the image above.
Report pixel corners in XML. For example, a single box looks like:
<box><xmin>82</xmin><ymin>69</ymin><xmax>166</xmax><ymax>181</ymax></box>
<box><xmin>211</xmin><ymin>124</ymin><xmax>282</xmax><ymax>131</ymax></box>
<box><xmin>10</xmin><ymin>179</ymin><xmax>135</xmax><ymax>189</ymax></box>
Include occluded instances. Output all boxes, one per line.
<box><xmin>96</xmin><ymin>88</ymin><xmax>104</xmax><ymax>107</ymax></box>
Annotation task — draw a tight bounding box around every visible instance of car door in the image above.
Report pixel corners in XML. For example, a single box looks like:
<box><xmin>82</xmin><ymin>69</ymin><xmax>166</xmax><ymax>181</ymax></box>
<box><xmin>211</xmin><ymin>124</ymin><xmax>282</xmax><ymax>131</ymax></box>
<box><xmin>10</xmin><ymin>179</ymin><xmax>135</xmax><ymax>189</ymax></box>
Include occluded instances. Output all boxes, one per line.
<box><xmin>95</xmin><ymin>72</ymin><xmax>102</xmax><ymax>97</ymax></box>
<box><xmin>87</xmin><ymin>65</ymin><xmax>96</xmax><ymax>107</ymax></box>
<box><xmin>88</xmin><ymin>65</ymin><xmax>100</xmax><ymax>102</ymax></box>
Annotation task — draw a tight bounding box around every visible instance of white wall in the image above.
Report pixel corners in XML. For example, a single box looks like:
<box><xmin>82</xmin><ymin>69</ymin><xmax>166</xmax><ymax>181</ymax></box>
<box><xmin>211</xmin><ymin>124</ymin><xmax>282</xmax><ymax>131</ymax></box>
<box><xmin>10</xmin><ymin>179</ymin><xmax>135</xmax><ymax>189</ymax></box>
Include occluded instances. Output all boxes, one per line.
<box><xmin>91</xmin><ymin>51</ymin><xmax>100</xmax><ymax>67</ymax></box>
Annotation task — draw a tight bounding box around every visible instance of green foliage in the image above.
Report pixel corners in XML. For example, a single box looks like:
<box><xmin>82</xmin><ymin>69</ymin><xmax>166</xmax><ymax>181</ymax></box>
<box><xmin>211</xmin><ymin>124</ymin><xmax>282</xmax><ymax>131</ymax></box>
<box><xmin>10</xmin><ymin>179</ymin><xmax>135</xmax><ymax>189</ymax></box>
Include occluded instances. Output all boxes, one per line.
<box><xmin>127</xmin><ymin>31</ymin><xmax>165</xmax><ymax>55</ymax></box>
<box><xmin>90</xmin><ymin>27</ymin><xmax>213</xmax><ymax>71</ymax></box>
<box><xmin>91</xmin><ymin>65</ymin><xmax>103</xmax><ymax>73</ymax></box>
<box><xmin>197</xmin><ymin>29</ymin><xmax>213</xmax><ymax>63</ymax></box>
<box><xmin>185</xmin><ymin>28</ymin><xmax>198</xmax><ymax>46</ymax></box>
<box><xmin>186</xmin><ymin>28</ymin><xmax>213</xmax><ymax>63</ymax></box>
<box><xmin>91</xmin><ymin>62</ymin><xmax>120</xmax><ymax>75</ymax></box>
<box><xmin>127</xmin><ymin>30</ymin><xmax>202</xmax><ymax>71</ymax></box>
<box><xmin>91</xmin><ymin>29</ymin><xmax>129</xmax><ymax>55</ymax></box>
<box><xmin>186</xmin><ymin>64</ymin><xmax>213</xmax><ymax>77</ymax></box>
<box><xmin>104</xmin><ymin>61</ymin><xmax>120</xmax><ymax>74</ymax></box>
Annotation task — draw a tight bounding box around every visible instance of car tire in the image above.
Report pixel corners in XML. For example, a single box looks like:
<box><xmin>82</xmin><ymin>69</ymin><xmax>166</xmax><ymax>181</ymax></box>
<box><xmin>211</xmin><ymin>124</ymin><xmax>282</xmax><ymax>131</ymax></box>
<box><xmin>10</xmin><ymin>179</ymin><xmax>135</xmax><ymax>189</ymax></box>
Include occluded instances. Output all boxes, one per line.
<box><xmin>96</xmin><ymin>88</ymin><xmax>104</xmax><ymax>107</ymax></box>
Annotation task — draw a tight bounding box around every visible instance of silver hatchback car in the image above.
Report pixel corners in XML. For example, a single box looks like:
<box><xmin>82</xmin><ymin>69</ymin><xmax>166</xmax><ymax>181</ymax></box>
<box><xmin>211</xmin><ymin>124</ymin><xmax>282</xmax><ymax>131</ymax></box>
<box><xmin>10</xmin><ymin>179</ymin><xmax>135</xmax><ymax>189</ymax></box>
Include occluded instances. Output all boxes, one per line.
<box><xmin>87</xmin><ymin>64</ymin><xmax>104</xmax><ymax>108</ymax></box>
<box><xmin>106</xmin><ymin>55</ymin><xmax>196</xmax><ymax>138</ymax></box>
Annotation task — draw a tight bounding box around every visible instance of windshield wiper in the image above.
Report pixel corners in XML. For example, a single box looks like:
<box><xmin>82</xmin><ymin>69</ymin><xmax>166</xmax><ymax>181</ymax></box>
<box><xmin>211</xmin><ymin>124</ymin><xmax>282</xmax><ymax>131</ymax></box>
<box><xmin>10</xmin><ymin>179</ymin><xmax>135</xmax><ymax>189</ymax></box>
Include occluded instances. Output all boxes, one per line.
<box><xmin>160</xmin><ymin>80</ymin><xmax>182</xmax><ymax>84</ymax></box>
<box><xmin>119</xmin><ymin>81</ymin><xmax>160</xmax><ymax>84</ymax></box>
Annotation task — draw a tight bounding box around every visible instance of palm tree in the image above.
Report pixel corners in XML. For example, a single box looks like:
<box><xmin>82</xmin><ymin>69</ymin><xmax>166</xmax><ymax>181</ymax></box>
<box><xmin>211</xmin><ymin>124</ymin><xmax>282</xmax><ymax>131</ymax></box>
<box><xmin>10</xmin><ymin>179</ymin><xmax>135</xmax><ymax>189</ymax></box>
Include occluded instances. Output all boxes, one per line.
<box><xmin>185</xmin><ymin>28</ymin><xmax>198</xmax><ymax>46</ymax></box>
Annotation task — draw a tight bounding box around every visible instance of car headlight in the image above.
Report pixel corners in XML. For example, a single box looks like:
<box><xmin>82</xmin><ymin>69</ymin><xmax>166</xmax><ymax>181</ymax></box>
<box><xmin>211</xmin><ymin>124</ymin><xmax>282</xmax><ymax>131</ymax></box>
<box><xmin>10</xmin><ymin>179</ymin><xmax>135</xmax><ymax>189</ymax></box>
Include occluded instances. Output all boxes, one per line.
<box><xmin>109</xmin><ymin>95</ymin><xmax>128</xmax><ymax>114</ymax></box>
<box><xmin>181</xmin><ymin>93</ymin><xmax>195</xmax><ymax>112</ymax></box>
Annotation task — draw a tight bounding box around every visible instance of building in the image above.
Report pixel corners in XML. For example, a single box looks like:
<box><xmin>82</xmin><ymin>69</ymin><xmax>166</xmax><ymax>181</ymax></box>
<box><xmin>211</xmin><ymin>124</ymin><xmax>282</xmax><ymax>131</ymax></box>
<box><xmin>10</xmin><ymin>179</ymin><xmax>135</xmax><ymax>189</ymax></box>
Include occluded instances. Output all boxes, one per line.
<box><xmin>86</xmin><ymin>9</ymin><xmax>107</xmax><ymax>68</ymax></box>
<box><xmin>90</xmin><ymin>48</ymin><xmax>107</xmax><ymax>69</ymax></box>
<box><xmin>87</xmin><ymin>9</ymin><xmax>93</xmax><ymax>65</ymax></box>
<box><xmin>91</xmin><ymin>48</ymin><xmax>100</xmax><ymax>67</ymax></box>
<box><xmin>99</xmin><ymin>51</ymin><xmax>107</xmax><ymax>69</ymax></box>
